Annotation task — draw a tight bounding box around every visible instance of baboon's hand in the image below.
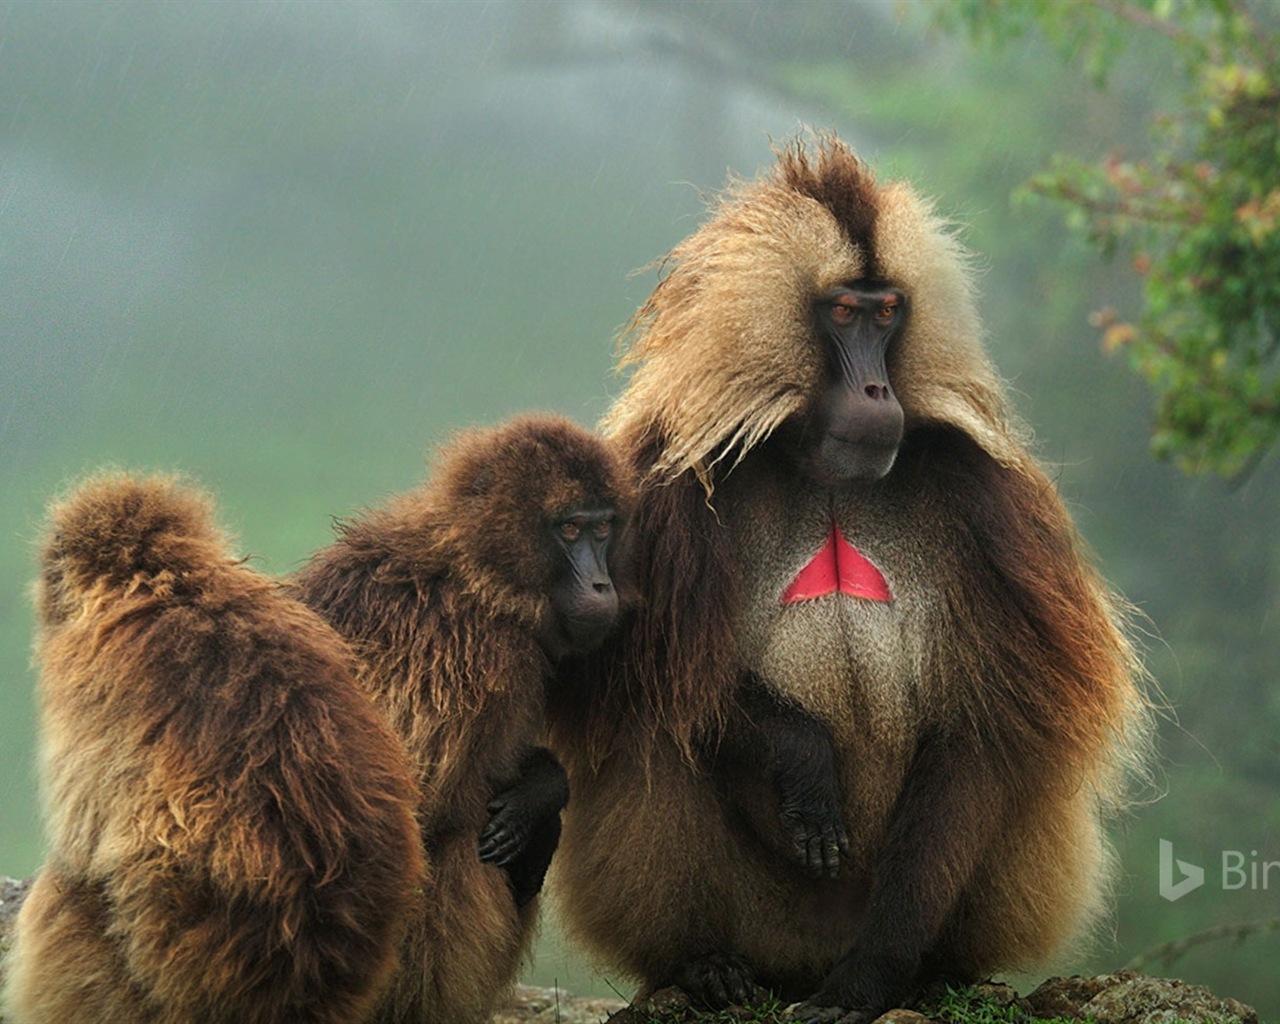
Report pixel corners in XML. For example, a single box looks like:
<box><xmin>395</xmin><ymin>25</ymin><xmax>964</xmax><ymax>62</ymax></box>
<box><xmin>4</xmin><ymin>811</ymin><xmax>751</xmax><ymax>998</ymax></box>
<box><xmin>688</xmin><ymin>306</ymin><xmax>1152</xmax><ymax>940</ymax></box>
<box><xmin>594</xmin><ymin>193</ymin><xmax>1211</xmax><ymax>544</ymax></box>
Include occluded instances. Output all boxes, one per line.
<box><xmin>779</xmin><ymin>776</ymin><xmax>849</xmax><ymax>879</ymax></box>
<box><xmin>477</xmin><ymin>747</ymin><xmax>568</xmax><ymax>867</ymax></box>
<box><xmin>745</xmin><ymin>678</ymin><xmax>849</xmax><ymax>879</ymax></box>
<box><xmin>478</xmin><ymin>789</ymin><xmax>536</xmax><ymax>867</ymax></box>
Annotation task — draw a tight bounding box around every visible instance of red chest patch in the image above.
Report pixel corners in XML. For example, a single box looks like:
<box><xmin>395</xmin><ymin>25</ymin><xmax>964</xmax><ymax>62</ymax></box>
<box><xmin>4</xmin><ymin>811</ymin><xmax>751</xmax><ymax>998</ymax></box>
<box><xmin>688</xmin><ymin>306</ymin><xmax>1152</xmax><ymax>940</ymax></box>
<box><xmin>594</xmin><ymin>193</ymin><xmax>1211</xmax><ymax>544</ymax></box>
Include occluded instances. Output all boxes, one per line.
<box><xmin>780</xmin><ymin>522</ymin><xmax>892</xmax><ymax>604</ymax></box>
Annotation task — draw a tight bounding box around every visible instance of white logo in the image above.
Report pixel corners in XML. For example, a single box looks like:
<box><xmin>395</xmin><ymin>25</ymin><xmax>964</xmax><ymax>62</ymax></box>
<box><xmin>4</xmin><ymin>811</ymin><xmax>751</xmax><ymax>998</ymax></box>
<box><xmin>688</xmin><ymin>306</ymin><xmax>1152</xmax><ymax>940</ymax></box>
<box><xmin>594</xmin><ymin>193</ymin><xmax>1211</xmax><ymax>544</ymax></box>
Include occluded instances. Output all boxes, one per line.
<box><xmin>1159</xmin><ymin>839</ymin><xmax>1204</xmax><ymax>902</ymax></box>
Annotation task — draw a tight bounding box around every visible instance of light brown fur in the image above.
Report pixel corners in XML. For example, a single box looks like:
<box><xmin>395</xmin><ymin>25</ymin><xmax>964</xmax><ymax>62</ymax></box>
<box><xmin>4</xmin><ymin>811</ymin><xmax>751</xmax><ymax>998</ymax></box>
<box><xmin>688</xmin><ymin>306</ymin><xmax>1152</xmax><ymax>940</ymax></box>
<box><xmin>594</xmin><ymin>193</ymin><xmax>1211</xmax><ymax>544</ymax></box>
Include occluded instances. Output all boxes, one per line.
<box><xmin>292</xmin><ymin>415</ymin><xmax>633</xmax><ymax>1024</ymax></box>
<box><xmin>5</xmin><ymin>473</ymin><xmax>423</xmax><ymax>1024</ymax></box>
<box><xmin>551</xmin><ymin>137</ymin><xmax>1150</xmax><ymax>1007</ymax></box>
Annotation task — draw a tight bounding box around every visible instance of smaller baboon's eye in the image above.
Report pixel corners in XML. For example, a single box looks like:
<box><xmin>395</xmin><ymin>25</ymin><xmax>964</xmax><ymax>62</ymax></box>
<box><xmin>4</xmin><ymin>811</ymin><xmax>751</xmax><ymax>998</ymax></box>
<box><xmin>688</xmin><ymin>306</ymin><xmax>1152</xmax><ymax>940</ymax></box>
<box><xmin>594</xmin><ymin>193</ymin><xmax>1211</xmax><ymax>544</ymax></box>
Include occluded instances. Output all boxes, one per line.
<box><xmin>875</xmin><ymin>304</ymin><xmax>896</xmax><ymax>325</ymax></box>
<box><xmin>831</xmin><ymin>302</ymin><xmax>856</xmax><ymax>326</ymax></box>
<box><xmin>559</xmin><ymin>522</ymin><xmax>581</xmax><ymax>542</ymax></box>
<box><xmin>592</xmin><ymin>520</ymin><xmax>612</xmax><ymax>540</ymax></box>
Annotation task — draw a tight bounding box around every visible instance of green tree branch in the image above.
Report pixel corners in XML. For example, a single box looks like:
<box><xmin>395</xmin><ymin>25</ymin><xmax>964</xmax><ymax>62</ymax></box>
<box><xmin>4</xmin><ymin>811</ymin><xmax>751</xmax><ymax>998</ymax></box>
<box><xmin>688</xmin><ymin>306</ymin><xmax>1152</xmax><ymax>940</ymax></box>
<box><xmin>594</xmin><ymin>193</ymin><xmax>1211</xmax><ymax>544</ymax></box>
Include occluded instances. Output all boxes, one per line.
<box><xmin>938</xmin><ymin>0</ymin><xmax>1280</xmax><ymax>476</ymax></box>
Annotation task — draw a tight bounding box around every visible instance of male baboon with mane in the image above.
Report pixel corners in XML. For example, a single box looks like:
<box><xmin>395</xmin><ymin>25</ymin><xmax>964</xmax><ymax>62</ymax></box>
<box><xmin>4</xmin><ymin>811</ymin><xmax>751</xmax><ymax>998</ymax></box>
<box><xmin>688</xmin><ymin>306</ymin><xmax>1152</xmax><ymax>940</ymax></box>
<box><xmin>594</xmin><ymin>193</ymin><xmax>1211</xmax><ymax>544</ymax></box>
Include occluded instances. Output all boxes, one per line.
<box><xmin>549</xmin><ymin>137</ymin><xmax>1152</xmax><ymax>1022</ymax></box>
<box><xmin>4</xmin><ymin>473</ymin><xmax>422</xmax><ymax>1024</ymax></box>
<box><xmin>293</xmin><ymin>414</ymin><xmax>633</xmax><ymax>1024</ymax></box>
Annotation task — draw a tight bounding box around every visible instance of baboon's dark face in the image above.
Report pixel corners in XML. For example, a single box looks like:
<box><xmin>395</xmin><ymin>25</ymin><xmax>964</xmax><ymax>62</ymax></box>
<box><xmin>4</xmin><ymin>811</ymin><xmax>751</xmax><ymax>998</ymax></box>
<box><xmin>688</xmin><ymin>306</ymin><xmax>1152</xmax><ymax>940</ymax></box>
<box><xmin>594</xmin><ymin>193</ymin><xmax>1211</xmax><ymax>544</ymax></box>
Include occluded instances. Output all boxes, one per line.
<box><xmin>541</xmin><ymin>504</ymin><xmax>619</xmax><ymax>658</ymax></box>
<box><xmin>790</xmin><ymin>283</ymin><xmax>906</xmax><ymax>487</ymax></box>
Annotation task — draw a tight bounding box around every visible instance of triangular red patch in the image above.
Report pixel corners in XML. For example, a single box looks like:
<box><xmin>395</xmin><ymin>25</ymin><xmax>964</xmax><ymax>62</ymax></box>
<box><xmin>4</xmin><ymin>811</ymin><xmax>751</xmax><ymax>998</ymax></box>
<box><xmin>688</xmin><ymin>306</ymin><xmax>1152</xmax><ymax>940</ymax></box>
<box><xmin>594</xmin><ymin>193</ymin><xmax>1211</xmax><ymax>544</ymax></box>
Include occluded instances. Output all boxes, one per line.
<box><xmin>781</xmin><ymin>522</ymin><xmax>891</xmax><ymax>604</ymax></box>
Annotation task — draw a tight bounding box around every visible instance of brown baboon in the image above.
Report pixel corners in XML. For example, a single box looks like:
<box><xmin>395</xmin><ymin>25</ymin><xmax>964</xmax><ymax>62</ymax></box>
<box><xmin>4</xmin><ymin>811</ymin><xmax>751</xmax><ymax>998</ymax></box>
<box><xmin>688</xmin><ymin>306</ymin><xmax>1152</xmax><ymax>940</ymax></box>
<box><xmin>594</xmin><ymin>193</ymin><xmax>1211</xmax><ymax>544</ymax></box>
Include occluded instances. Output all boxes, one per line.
<box><xmin>4</xmin><ymin>473</ymin><xmax>423</xmax><ymax>1024</ymax></box>
<box><xmin>548</xmin><ymin>137</ymin><xmax>1152</xmax><ymax>1022</ymax></box>
<box><xmin>292</xmin><ymin>414</ymin><xmax>633</xmax><ymax>1024</ymax></box>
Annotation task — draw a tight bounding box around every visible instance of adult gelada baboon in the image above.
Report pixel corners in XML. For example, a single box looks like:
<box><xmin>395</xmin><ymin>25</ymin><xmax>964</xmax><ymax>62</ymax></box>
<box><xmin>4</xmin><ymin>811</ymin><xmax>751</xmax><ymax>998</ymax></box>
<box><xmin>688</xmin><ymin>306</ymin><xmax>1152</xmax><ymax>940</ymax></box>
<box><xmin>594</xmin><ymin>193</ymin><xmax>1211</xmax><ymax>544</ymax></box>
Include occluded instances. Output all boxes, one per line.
<box><xmin>293</xmin><ymin>414</ymin><xmax>633</xmax><ymax>1024</ymax></box>
<box><xmin>5</xmin><ymin>474</ymin><xmax>422</xmax><ymax>1024</ymax></box>
<box><xmin>549</xmin><ymin>137</ymin><xmax>1151</xmax><ymax>1022</ymax></box>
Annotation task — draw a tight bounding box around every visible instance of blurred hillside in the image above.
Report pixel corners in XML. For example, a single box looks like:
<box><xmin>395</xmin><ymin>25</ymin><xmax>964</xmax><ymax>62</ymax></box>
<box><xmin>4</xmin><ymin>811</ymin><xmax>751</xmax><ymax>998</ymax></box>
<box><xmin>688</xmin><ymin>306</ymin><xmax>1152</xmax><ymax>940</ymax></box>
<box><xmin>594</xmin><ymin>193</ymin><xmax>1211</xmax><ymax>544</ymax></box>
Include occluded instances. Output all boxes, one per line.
<box><xmin>1</xmin><ymin>0</ymin><xmax>1276</xmax><ymax>1015</ymax></box>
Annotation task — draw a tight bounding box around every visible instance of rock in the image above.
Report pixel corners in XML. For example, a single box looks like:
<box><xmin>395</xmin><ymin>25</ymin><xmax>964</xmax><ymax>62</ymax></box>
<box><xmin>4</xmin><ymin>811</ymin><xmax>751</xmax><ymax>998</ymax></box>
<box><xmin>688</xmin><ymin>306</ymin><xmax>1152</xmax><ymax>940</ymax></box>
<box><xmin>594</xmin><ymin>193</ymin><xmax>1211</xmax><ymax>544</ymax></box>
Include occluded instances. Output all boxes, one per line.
<box><xmin>969</xmin><ymin>982</ymin><xmax>1033</xmax><ymax>1011</ymax></box>
<box><xmin>0</xmin><ymin>877</ymin><xmax>33</xmax><ymax>1024</ymax></box>
<box><xmin>494</xmin><ymin>984</ymin><xmax>627</xmax><ymax>1023</ymax></box>
<box><xmin>872</xmin><ymin>1010</ymin><xmax>935</xmax><ymax>1024</ymax></box>
<box><xmin>1082</xmin><ymin>973</ymin><xmax>1256</xmax><ymax>1024</ymax></box>
<box><xmin>604</xmin><ymin>985</ymin><xmax>785</xmax><ymax>1022</ymax></box>
<box><xmin>604</xmin><ymin>986</ymin><xmax>693</xmax><ymax>1023</ymax></box>
<box><xmin>0</xmin><ymin>876</ymin><xmax>30</xmax><ymax>925</ymax></box>
<box><xmin>1026</xmin><ymin>974</ymin><xmax>1117</xmax><ymax>1017</ymax></box>
<box><xmin>1028</xmin><ymin>972</ymin><xmax>1257</xmax><ymax>1024</ymax></box>
<box><xmin>0</xmin><ymin>875</ymin><xmax>32</xmax><ymax>961</ymax></box>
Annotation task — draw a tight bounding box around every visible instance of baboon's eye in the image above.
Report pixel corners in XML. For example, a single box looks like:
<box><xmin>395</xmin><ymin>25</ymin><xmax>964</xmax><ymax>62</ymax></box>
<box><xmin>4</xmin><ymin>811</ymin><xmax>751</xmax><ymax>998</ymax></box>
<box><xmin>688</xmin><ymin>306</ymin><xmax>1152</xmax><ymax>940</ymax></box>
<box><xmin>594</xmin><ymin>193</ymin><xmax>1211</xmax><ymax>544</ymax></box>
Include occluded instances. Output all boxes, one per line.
<box><xmin>559</xmin><ymin>522</ymin><xmax>581</xmax><ymax>542</ymax></box>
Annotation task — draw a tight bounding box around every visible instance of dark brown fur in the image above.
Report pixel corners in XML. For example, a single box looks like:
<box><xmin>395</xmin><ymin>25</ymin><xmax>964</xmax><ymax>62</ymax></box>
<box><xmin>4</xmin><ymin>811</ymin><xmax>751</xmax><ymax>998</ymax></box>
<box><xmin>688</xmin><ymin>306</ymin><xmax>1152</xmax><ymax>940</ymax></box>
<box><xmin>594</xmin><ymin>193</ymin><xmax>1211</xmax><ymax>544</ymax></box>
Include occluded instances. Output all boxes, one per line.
<box><xmin>550</xmin><ymin>138</ymin><xmax>1150</xmax><ymax>1016</ymax></box>
<box><xmin>5</xmin><ymin>473</ymin><xmax>423</xmax><ymax>1024</ymax></box>
<box><xmin>292</xmin><ymin>415</ymin><xmax>633</xmax><ymax>1024</ymax></box>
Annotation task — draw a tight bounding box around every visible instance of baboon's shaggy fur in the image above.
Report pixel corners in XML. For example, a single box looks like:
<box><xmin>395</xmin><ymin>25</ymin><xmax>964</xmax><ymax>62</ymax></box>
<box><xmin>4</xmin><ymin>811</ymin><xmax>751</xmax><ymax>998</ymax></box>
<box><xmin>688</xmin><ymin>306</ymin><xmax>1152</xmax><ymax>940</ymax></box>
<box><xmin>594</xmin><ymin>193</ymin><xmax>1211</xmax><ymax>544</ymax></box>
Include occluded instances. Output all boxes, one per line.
<box><xmin>5</xmin><ymin>473</ymin><xmax>422</xmax><ymax>1024</ymax></box>
<box><xmin>550</xmin><ymin>137</ymin><xmax>1152</xmax><ymax>1010</ymax></box>
<box><xmin>294</xmin><ymin>415</ymin><xmax>633</xmax><ymax>1024</ymax></box>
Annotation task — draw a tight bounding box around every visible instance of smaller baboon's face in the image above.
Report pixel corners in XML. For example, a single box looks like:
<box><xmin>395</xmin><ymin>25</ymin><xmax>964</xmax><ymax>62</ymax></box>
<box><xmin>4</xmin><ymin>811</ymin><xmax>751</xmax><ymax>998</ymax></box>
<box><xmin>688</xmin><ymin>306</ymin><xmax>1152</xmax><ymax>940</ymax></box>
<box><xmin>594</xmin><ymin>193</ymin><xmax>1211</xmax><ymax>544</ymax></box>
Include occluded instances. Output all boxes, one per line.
<box><xmin>540</xmin><ymin>504</ymin><xmax>620</xmax><ymax>658</ymax></box>
<box><xmin>786</xmin><ymin>283</ymin><xmax>906</xmax><ymax>487</ymax></box>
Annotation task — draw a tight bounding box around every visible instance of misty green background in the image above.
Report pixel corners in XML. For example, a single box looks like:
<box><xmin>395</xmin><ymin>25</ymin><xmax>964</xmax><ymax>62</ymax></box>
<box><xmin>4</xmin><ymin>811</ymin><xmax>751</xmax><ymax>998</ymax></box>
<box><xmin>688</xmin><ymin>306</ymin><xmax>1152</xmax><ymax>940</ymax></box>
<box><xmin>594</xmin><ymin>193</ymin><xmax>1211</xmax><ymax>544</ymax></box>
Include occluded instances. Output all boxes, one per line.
<box><xmin>2</xmin><ymin>1</ymin><xmax>1278</xmax><ymax>1017</ymax></box>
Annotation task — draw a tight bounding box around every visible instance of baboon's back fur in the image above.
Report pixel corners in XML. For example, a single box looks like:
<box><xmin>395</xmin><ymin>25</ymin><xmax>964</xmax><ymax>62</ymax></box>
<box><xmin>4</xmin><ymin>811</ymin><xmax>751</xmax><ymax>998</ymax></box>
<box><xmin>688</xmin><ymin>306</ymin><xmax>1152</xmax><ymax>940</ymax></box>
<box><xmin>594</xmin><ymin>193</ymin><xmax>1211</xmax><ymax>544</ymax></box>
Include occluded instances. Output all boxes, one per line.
<box><xmin>6</xmin><ymin>473</ymin><xmax>422</xmax><ymax>1024</ymax></box>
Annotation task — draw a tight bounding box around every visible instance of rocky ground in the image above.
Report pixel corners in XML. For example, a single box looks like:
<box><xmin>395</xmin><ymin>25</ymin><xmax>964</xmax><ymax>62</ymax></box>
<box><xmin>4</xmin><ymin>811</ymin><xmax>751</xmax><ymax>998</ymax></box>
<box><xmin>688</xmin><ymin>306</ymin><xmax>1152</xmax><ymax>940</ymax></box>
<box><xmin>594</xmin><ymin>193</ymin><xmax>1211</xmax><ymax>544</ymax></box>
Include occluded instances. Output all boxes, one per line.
<box><xmin>608</xmin><ymin>976</ymin><xmax>1258</xmax><ymax>1024</ymax></box>
<box><xmin>0</xmin><ymin>876</ymin><xmax>1259</xmax><ymax>1024</ymax></box>
<box><xmin>496</xmin><ymin>985</ymin><xmax>627</xmax><ymax>1023</ymax></box>
<box><xmin>0</xmin><ymin>876</ymin><xmax>29</xmax><ymax>956</ymax></box>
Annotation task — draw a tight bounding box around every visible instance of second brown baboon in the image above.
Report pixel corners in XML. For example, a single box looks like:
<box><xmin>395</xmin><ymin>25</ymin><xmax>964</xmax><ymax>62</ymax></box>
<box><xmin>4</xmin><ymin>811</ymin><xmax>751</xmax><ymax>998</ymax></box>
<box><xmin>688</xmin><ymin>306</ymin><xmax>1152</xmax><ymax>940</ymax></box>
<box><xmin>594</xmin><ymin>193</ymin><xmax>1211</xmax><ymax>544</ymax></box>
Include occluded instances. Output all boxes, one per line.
<box><xmin>292</xmin><ymin>414</ymin><xmax>633</xmax><ymax>1024</ymax></box>
<box><xmin>4</xmin><ymin>473</ymin><xmax>423</xmax><ymax>1024</ymax></box>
